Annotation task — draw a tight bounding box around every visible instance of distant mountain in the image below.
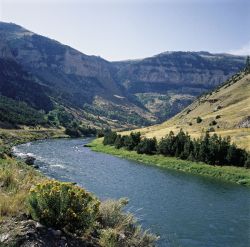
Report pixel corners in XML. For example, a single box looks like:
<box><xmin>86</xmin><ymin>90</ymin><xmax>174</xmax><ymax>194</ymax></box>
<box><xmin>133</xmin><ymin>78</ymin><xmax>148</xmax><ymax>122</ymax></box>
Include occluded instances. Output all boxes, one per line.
<box><xmin>112</xmin><ymin>51</ymin><xmax>245</xmax><ymax>120</ymax></box>
<box><xmin>135</xmin><ymin>70</ymin><xmax>250</xmax><ymax>151</ymax></box>
<box><xmin>0</xmin><ymin>22</ymin><xmax>246</xmax><ymax>128</ymax></box>
<box><xmin>0</xmin><ymin>22</ymin><xmax>154</xmax><ymax>128</ymax></box>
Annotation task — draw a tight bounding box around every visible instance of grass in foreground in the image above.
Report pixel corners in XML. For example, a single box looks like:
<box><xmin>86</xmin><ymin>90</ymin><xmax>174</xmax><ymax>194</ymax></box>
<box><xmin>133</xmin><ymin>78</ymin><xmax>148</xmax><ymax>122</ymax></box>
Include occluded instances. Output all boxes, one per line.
<box><xmin>89</xmin><ymin>138</ymin><xmax>250</xmax><ymax>186</ymax></box>
<box><xmin>0</xmin><ymin>157</ymin><xmax>45</xmax><ymax>219</ymax></box>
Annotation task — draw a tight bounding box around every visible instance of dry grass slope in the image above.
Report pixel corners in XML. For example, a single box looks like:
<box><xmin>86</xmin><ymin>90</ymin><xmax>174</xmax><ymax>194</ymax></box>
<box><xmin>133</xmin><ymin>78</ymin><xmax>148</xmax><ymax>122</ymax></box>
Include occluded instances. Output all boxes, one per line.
<box><xmin>127</xmin><ymin>72</ymin><xmax>250</xmax><ymax>151</ymax></box>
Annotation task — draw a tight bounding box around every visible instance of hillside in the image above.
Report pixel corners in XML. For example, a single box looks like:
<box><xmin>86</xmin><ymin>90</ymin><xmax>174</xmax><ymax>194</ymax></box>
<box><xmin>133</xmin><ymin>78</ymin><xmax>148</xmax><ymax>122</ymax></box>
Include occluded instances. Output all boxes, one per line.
<box><xmin>0</xmin><ymin>21</ymin><xmax>246</xmax><ymax>128</ymax></box>
<box><xmin>133</xmin><ymin>70</ymin><xmax>250</xmax><ymax>151</ymax></box>
<box><xmin>0</xmin><ymin>22</ymin><xmax>154</xmax><ymax>129</ymax></box>
<box><xmin>113</xmin><ymin>52</ymin><xmax>245</xmax><ymax>120</ymax></box>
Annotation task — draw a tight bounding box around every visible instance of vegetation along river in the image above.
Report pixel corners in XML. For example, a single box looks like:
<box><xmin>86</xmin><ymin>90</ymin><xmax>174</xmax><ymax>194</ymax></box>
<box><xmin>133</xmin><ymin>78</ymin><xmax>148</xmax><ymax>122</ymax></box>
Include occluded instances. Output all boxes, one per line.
<box><xmin>13</xmin><ymin>138</ymin><xmax>250</xmax><ymax>247</ymax></box>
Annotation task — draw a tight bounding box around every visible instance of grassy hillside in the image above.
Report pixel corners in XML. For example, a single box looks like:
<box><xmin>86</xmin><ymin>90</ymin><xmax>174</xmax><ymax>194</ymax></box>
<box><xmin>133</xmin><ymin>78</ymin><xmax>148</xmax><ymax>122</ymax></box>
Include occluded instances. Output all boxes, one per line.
<box><xmin>125</xmin><ymin>71</ymin><xmax>250</xmax><ymax>151</ymax></box>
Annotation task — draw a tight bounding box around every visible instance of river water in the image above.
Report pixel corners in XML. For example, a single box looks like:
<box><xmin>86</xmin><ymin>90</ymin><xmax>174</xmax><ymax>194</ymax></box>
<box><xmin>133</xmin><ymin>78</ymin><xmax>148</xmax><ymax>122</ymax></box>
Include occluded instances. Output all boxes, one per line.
<box><xmin>13</xmin><ymin>138</ymin><xmax>250</xmax><ymax>247</ymax></box>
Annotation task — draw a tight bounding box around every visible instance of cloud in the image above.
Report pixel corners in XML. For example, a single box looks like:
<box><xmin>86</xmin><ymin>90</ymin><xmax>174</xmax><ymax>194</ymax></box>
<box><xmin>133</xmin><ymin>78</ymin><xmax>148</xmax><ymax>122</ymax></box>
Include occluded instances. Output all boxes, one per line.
<box><xmin>229</xmin><ymin>42</ymin><xmax>250</xmax><ymax>56</ymax></box>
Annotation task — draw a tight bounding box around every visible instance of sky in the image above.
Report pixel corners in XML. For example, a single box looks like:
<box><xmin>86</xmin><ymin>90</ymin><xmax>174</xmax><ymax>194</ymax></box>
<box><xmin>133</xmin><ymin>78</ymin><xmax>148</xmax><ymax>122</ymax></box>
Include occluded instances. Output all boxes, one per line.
<box><xmin>0</xmin><ymin>0</ymin><xmax>249</xmax><ymax>61</ymax></box>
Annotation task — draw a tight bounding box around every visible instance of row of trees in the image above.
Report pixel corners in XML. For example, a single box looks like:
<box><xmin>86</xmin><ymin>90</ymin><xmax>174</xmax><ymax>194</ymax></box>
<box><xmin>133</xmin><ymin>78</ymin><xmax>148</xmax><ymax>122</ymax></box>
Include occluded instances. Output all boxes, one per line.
<box><xmin>103</xmin><ymin>130</ymin><xmax>250</xmax><ymax>168</ymax></box>
<box><xmin>65</xmin><ymin>121</ymin><xmax>97</xmax><ymax>137</ymax></box>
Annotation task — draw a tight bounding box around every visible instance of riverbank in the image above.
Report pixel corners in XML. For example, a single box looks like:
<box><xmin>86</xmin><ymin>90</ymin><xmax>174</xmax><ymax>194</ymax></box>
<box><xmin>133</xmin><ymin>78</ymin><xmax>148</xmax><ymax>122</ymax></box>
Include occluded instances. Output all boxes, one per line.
<box><xmin>89</xmin><ymin>138</ymin><xmax>250</xmax><ymax>186</ymax></box>
<box><xmin>0</xmin><ymin>128</ymin><xmax>67</xmax><ymax>158</ymax></box>
<box><xmin>0</xmin><ymin>129</ymin><xmax>158</xmax><ymax>246</ymax></box>
<box><xmin>0</xmin><ymin>128</ymin><xmax>67</xmax><ymax>220</ymax></box>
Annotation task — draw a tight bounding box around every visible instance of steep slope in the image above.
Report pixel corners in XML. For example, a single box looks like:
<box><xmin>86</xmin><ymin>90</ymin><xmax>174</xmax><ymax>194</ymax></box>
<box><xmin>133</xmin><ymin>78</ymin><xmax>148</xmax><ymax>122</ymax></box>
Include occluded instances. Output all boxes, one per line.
<box><xmin>113</xmin><ymin>52</ymin><xmax>245</xmax><ymax>120</ymax></box>
<box><xmin>0</xmin><ymin>22</ymin><xmax>154</xmax><ymax>128</ymax></box>
<box><xmin>0</xmin><ymin>22</ymin><xmax>246</xmax><ymax>128</ymax></box>
<box><xmin>133</xmin><ymin>70</ymin><xmax>250</xmax><ymax>151</ymax></box>
<box><xmin>0</xmin><ymin>58</ymin><xmax>53</xmax><ymax>112</ymax></box>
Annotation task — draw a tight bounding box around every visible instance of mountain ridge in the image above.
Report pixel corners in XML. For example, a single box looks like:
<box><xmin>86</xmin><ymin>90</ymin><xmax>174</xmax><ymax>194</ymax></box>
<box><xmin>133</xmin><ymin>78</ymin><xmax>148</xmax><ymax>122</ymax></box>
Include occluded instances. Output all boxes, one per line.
<box><xmin>0</xmin><ymin>21</ymin><xmax>247</xmax><ymax>128</ymax></box>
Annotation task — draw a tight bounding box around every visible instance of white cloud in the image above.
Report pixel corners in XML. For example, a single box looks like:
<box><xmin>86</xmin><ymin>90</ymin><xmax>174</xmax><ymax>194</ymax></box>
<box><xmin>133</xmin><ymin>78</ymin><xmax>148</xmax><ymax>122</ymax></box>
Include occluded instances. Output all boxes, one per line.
<box><xmin>229</xmin><ymin>42</ymin><xmax>250</xmax><ymax>56</ymax></box>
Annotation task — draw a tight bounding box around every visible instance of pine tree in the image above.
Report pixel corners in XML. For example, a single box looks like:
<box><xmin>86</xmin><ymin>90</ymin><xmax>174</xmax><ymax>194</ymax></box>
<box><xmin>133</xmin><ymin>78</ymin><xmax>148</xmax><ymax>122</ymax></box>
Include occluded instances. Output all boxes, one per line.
<box><xmin>245</xmin><ymin>56</ymin><xmax>250</xmax><ymax>74</ymax></box>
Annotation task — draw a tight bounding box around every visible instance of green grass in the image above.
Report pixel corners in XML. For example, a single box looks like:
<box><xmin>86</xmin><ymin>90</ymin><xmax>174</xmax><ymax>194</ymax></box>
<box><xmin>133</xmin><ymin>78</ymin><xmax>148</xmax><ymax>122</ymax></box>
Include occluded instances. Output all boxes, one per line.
<box><xmin>89</xmin><ymin>138</ymin><xmax>250</xmax><ymax>186</ymax></box>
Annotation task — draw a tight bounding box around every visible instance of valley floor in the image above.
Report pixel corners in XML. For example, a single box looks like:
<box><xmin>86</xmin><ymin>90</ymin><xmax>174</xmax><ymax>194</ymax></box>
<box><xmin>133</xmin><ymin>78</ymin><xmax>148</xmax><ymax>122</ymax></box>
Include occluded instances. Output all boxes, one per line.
<box><xmin>89</xmin><ymin>138</ymin><xmax>250</xmax><ymax>186</ymax></box>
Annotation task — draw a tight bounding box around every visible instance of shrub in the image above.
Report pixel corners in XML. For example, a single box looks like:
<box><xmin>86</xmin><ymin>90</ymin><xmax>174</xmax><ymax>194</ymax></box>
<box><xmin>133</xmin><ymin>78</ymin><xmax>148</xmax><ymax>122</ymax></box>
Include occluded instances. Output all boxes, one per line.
<box><xmin>28</xmin><ymin>180</ymin><xmax>100</xmax><ymax>234</ymax></box>
<box><xmin>99</xmin><ymin>228</ymin><xmax>120</xmax><ymax>247</ymax></box>
<box><xmin>209</xmin><ymin>120</ymin><xmax>217</xmax><ymax>126</ymax></box>
<box><xmin>196</xmin><ymin>116</ymin><xmax>202</xmax><ymax>123</ymax></box>
<box><xmin>208</xmin><ymin>127</ymin><xmax>215</xmax><ymax>132</ymax></box>
<box><xmin>98</xmin><ymin>198</ymin><xmax>158</xmax><ymax>247</ymax></box>
<box><xmin>215</xmin><ymin>115</ymin><xmax>221</xmax><ymax>119</ymax></box>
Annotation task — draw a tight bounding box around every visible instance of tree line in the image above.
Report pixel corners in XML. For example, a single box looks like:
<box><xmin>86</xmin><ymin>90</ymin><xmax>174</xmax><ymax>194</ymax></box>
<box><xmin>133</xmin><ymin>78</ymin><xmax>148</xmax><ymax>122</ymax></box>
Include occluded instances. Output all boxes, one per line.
<box><xmin>103</xmin><ymin>130</ymin><xmax>250</xmax><ymax>168</ymax></box>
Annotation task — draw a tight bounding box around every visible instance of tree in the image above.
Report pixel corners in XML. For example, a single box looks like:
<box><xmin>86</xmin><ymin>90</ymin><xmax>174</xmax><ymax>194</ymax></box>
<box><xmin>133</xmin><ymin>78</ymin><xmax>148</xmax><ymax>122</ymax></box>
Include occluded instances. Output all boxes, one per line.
<box><xmin>103</xmin><ymin>131</ymin><xmax>117</xmax><ymax>146</ymax></box>
<box><xmin>198</xmin><ymin>132</ymin><xmax>210</xmax><ymax>163</ymax></box>
<box><xmin>136</xmin><ymin>137</ymin><xmax>157</xmax><ymax>155</ymax></box>
<box><xmin>114</xmin><ymin>135</ymin><xmax>125</xmax><ymax>149</ymax></box>
<box><xmin>124</xmin><ymin>132</ymin><xmax>141</xmax><ymax>150</ymax></box>
<box><xmin>158</xmin><ymin>131</ymin><xmax>176</xmax><ymax>156</ymax></box>
<box><xmin>245</xmin><ymin>56</ymin><xmax>250</xmax><ymax>74</ymax></box>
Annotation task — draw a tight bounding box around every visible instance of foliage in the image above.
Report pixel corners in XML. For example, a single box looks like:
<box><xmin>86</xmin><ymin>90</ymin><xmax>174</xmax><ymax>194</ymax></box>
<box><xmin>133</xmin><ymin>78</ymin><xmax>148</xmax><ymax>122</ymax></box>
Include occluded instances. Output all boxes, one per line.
<box><xmin>28</xmin><ymin>180</ymin><xmax>100</xmax><ymax>234</ymax></box>
<box><xmin>103</xmin><ymin>131</ymin><xmax>118</xmax><ymax>146</ymax></box>
<box><xmin>209</xmin><ymin>120</ymin><xmax>217</xmax><ymax>126</ymax></box>
<box><xmin>65</xmin><ymin>121</ymin><xmax>97</xmax><ymax>138</ymax></box>
<box><xmin>0</xmin><ymin>96</ymin><xmax>47</xmax><ymax>126</ymax></box>
<box><xmin>98</xmin><ymin>198</ymin><xmax>158</xmax><ymax>247</ymax></box>
<box><xmin>103</xmin><ymin>130</ymin><xmax>250</xmax><ymax>167</ymax></box>
<box><xmin>0</xmin><ymin>58</ymin><xmax>53</xmax><ymax>112</ymax></box>
<box><xmin>245</xmin><ymin>56</ymin><xmax>250</xmax><ymax>74</ymax></box>
<box><xmin>196</xmin><ymin>116</ymin><xmax>202</xmax><ymax>123</ymax></box>
<box><xmin>90</xmin><ymin>138</ymin><xmax>250</xmax><ymax>185</ymax></box>
<box><xmin>47</xmin><ymin>107</ymin><xmax>74</xmax><ymax>127</ymax></box>
<box><xmin>136</xmin><ymin>137</ymin><xmax>157</xmax><ymax>155</ymax></box>
<box><xmin>96</xmin><ymin>128</ymin><xmax>110</xmax><ymax>137</ymax></box>
<box><xmin>158</xmin><ymin>130</ymin><xmax>249</xmax><ymax>167</ymax></box>
<box><xmin>123</xmin><ymin>132</ymin><xmax>141</xmax><ymax>151</ymax></box>
<box><xmin>114</xmin><ymin>134</ymin><xmax>125</xmax><ymax>149</ymax></box>
<box><xmin>0</xmin><ymin>158</ymin><xmax>43</xmax><ymax>219</ymax></box>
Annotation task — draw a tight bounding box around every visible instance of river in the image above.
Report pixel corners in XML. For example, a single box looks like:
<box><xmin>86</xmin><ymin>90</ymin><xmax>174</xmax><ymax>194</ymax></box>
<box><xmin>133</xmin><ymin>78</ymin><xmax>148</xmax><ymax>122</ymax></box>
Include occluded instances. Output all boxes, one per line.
<box><xmin>13</xmin><ymin>138</ymin><xmax>250</xmax><ymax>247</ymax></box>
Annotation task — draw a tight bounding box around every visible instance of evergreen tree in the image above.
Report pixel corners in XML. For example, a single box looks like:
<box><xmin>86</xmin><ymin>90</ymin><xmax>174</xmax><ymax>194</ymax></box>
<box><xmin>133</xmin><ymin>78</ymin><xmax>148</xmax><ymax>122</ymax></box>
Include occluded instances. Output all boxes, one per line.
<box><xmin>245</xmin><ymin>56</ymin><xmax>250</xmax><ymax>74</ymax></box>
<box><xmin>103</xmin><ymin>131</ymin><xmax>117</xmax><ymax>145</ymax></box>
<box><xmin>136</xmin><ymin>137</ymin><xmax>157</xmax><ymax>155</ymax></box>
<box><xmin>124</xmin><ymin>132</ymin><xmax>141</xmax><ymax>150</ymax></box>
<box><xmin>114</xmin><ymin>134</ymin><xmax>125</xmax><ymax>149</ymax></box>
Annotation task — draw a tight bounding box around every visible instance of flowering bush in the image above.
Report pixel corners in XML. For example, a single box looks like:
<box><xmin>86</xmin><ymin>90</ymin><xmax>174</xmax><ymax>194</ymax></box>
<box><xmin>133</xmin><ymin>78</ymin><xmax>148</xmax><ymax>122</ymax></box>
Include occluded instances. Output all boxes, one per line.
<box><xmin>28</xmin><ymin>180</ymin><xmax>100</xmax><ymax>234</ymax></box>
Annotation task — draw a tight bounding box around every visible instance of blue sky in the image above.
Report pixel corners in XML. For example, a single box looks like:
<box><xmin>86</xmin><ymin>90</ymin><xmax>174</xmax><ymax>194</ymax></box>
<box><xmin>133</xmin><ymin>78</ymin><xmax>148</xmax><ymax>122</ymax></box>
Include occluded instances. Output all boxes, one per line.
<box><xmin>0</xmin><ymin>0</ymin><xmax>249</xmax><ymax>61</ymax></box>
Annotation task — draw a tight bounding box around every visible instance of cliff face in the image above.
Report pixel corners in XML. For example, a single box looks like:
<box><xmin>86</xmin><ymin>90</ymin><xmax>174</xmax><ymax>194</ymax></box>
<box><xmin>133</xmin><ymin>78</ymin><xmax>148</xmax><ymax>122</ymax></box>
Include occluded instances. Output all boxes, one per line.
<box><xmin>135</xmin><ymin>71</ymin><xmax>250</xmax><ymax>151</ymax></box>
<box><xmin>0</xmin><ymin>22</ymin><xmax>246</xmax><ymax>127</ymax></box>
<box><xmin>113</xmin><ymin>51</ymin><xmax>245</xmax><ymax>93</ymax></box>
<box><xmin>0</xmin><ymin>23</ymin><xmax>124</xmax><ymax>105</ymax></box>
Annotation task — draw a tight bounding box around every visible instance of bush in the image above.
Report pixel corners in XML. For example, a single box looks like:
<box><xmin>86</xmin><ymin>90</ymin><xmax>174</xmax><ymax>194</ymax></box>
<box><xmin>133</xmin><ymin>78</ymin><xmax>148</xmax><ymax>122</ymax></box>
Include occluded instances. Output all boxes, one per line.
<box><xmin>98</xmin><ymin>198</ymin><xmax>158</xmax><ymax>247</ymax></box>
<box><xmin>28</xmin><ymin>180</ymin><xmax>100</xmax><ymax>234</ymax></box>
<box><xmin>215</xmin><ymin>115</ymin><xmax>221</xmax><ymax>119</ymax></box>
<box><xmin>209</xmin><ymin>120</ymin><xmax>217</xmax><ymax>126</ymax></box>
<box><xmin>196</xmin><ymin>116</ymin><xmax>202</xmax><ymax>123</ymax></box>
